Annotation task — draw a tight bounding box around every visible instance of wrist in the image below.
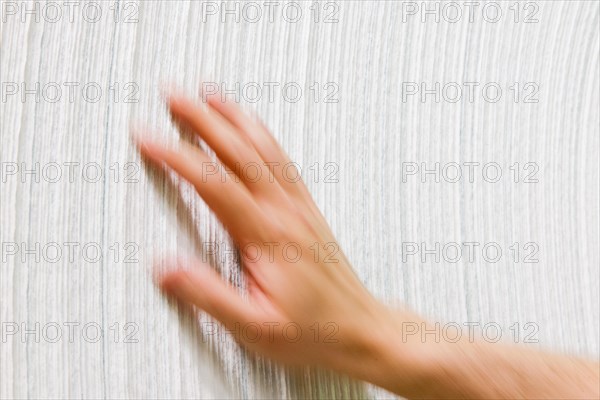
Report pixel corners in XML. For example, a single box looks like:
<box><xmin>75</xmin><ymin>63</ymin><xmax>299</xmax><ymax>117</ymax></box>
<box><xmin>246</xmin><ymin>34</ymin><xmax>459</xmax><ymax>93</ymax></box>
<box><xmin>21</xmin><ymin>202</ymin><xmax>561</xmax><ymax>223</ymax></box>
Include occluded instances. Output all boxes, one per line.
<box><xmin>347</xmin><ymin>307</ymin><xmax>435</xmax><ymax>395</ymax></box>
<box><xmin>359</xmin><ymin>308</ymin><xmax>462</xmax><ymax>398</ymax></box>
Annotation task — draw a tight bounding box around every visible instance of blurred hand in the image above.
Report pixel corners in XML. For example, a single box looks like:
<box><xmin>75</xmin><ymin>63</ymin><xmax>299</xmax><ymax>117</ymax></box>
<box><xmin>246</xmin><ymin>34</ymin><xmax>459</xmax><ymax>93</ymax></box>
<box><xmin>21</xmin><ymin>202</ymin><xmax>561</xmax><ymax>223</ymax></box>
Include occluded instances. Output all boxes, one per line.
<box><xmin>134</xmin><ymin>89</ymin><xmax>600</xmax><ymax>400</ymax></box>
<box><xmin>134</xmin><ymin>91</ymin><xmax>423</xmax><ymax>388</ymax></box>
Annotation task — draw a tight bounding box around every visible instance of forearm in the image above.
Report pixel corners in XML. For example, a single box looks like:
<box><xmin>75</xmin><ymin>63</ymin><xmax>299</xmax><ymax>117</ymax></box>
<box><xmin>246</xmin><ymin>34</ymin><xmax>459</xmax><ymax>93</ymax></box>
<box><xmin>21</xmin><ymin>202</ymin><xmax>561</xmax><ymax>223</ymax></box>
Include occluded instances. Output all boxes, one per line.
<box><xmin>419</xmin><ymin>341</ymin><xmax>600</xmax><ymax>399</ymax></box>
<box><xmin>362</xmin><ymin>315</ymin><xmax>600</xmax><ymax>399</ymax></box>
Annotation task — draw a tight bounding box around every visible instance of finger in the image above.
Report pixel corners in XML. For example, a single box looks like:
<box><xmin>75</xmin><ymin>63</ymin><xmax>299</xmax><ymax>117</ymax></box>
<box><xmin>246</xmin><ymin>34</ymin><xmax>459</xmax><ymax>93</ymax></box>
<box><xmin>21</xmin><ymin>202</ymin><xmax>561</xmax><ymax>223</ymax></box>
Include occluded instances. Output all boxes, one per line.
<box><xmin>167</xmin><ymin>94</ymin><xmax>284</xmax><ymax>200</ymax></box>
<box><xmin>242</xmin><ymin>261</ymin><xmax>280</xmax><ymax>315</ymax></box>
<box><xmin>204</xmin><ymin>97</ymin><xmax>365</xmax><ymax>292</ymax></box>
<box><xmin>205</xmin><ymin>94</ymin><xmax>333</xmax><ymax>237</ymax></box>
<box><xmin>204</xmin><ymin>95</ymin><xmax>320</xmax><ymax>206</ymax></box>
<box><xmin>136</xmin><ymin>136</ymin><xmax>269</xmax><ymax>245</ymax></box>
<box><xmin>159</xmin><ymin>264</ymin><xmax>263</xmax><ymax>334</ymax></box>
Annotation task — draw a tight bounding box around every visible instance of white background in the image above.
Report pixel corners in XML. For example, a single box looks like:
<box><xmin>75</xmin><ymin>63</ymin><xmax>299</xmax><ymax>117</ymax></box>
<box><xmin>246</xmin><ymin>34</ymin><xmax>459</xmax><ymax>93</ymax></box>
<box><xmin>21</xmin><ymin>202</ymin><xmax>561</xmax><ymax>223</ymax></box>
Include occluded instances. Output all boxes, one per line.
<box><xmin>1</xmin><ymin>1</ymin><xmax>599</xmax><ymax>398</ymax></box>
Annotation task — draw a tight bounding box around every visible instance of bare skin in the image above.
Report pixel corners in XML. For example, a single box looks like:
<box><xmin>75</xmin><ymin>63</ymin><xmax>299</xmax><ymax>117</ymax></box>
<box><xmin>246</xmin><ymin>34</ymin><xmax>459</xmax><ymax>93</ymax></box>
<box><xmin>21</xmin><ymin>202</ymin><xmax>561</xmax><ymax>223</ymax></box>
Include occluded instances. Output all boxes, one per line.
<box><xmin>134</xmin><ymin>90</ymin><xmax>600</xmax><ymax>399</ymax></box>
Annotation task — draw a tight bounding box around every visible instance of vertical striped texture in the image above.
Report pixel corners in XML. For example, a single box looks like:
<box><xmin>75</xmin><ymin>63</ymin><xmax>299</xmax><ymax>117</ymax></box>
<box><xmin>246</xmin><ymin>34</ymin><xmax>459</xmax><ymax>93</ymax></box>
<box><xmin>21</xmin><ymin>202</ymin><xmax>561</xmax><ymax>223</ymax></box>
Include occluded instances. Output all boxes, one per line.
<box><xmin>1</xmin><ymin>1</ymin><xmax>598</xmax><ymax>398</ymax></box>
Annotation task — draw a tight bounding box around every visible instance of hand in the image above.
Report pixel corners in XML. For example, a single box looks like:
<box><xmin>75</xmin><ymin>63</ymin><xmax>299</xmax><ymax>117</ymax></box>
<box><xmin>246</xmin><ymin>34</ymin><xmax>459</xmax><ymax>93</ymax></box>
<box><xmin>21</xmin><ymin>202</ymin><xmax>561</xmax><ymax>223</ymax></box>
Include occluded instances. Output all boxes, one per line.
<box><xmin>133</xmin><ymin>90</ymin><xmax>600</xmax><ymax>400</ymax></box>
<box><xmin>134</xmin><ymin>90</ymin><xmax>426</xmax><ymax>391</ymax></box>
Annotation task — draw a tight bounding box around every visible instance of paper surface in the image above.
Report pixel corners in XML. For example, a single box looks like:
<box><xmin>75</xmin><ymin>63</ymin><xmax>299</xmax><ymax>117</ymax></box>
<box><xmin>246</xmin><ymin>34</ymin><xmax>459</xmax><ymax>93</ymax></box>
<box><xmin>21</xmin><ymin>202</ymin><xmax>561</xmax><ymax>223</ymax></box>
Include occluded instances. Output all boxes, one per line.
<box><xmin>1</xmin><ymin>1</ymin><xmax>598</xmax><ymax>398</ymax></box>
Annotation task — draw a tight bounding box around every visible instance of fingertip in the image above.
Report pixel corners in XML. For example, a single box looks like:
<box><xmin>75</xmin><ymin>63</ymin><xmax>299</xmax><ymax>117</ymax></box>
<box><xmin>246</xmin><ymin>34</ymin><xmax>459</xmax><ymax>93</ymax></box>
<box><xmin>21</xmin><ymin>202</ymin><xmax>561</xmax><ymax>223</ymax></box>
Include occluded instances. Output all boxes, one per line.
<box><xmin>150</xmin><ymin>260</ymin><xmax>169</xmax><ymax>287</ymax></box>
<box><xmin>134</xmin><ymin>136</ymin><xmax>170</xmax><ymax>162</ymax></box>
<box><xmin>165</xmin><ymin>89</ymin><xmax>193</xmax><ymax>108</ymax></box>
<box><xmin>157</xmin><ymin>267</ymin><xmax>214</xmax><ymax>312</ymax></box>
<box><xmin>129</xmin><ymin>121</ymin><xmax>149</xmax><ymax>145</ymax></box>
<box><xmin>157</xmin><ymin>262</ymin><xmax>209</xmax><ymax>292</ymax></box>
<box><xmin>157</xmin><ymin>269</ymin><xmax>186</xmax><ymax>292</ymax></box>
